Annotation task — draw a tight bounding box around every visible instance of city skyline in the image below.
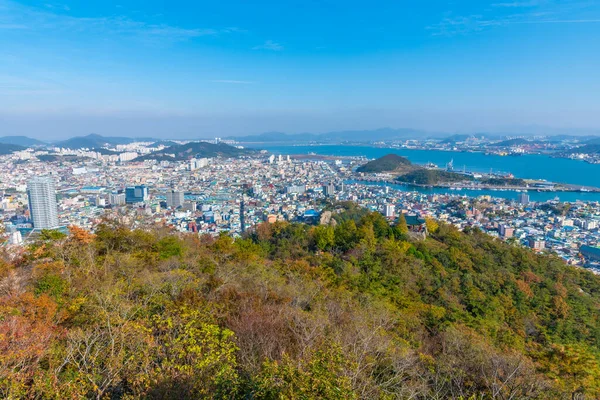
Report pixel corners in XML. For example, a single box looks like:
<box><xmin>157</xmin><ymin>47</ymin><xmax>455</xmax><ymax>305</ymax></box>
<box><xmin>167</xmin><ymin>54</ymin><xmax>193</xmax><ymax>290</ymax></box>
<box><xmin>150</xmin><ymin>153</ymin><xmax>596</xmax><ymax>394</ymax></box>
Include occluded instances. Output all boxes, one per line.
<box><xmin>1</xmin><ymin>0</ymin><xmax>600</xmax><ymax>138</ymax></box>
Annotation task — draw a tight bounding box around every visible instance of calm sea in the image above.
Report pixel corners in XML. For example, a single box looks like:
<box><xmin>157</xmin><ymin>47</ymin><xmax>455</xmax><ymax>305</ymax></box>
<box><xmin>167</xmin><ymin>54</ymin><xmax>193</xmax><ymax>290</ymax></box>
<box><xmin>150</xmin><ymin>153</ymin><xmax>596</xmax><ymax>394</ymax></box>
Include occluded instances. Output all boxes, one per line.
<box><xmin>252</xmin><ymin>144</ymin><xmax>600</xmax><ymax>203</ymax></box>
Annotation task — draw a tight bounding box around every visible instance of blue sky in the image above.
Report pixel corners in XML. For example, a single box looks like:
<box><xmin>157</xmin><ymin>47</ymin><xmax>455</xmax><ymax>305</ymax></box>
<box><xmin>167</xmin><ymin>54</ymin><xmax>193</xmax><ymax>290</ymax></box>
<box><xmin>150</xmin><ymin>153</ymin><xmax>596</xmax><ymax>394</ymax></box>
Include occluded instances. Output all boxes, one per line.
<box><xmin>1</xmin><ymin>0</ymin><xmax>600</xmax><ymax>138</ymax></box>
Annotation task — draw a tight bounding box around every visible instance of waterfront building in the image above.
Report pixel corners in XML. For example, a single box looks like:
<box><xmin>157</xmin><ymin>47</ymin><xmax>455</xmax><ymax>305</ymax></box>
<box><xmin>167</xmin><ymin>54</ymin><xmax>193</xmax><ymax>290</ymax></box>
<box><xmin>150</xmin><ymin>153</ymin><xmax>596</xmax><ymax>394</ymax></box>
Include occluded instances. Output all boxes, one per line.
<box><xmin>27</xmin><ymin>177</ymin><xmax>60</xmax><ymax>230</ymax></box>
<box><xmin>518</xmin><ymin>193</ymin><xmax>530</xmax><ymax>205</ymax></box>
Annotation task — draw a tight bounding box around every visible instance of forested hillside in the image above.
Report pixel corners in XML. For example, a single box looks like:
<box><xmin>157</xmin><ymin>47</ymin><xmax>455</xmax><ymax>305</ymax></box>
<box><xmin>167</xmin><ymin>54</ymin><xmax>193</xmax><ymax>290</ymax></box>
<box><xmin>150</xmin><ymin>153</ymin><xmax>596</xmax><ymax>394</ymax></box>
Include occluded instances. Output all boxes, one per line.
<box><xmin>2</xmin><ymin>205</ymin><xmax>600</xmax><ymax>399</ymax></box>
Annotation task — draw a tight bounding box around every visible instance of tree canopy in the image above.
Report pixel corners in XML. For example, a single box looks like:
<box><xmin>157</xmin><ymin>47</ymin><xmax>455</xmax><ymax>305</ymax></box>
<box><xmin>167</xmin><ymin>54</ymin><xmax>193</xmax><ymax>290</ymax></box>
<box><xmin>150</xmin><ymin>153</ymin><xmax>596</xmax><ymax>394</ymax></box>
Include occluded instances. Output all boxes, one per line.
<box><xmin>1</xmin><ymin>208</ymin><xmax>600</xmax><ymax>399</ymax></box>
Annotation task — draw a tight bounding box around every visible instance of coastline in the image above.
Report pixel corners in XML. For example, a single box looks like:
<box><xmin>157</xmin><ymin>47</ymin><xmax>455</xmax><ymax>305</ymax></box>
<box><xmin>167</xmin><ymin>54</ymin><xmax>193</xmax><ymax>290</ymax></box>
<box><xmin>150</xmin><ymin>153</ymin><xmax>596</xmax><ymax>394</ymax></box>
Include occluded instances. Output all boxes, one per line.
<box><xmin>353</xmin><ymin>176</ymin><xmax>600</xmax><ymax>193</ymax></box>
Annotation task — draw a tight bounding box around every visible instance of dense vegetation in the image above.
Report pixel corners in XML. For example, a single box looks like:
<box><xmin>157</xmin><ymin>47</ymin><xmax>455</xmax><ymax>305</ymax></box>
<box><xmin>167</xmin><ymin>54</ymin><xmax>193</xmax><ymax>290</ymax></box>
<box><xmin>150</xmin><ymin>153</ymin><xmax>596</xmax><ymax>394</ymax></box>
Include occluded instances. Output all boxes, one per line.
<box><xmin>137</xmin><ymin>142</ymin><xmax>255</xmax><ymax>161</ymax></box>
<box><xmin>0</xmin><ymin>143</ymin><xmax>25</xmax><ymax>155</ymax></box>
<box><xmin>397</xmin><ymin>169</ymin><xmax>473</xmax><ymax>185</ymax></box>
<box><xmin>480</xmin><ymin>177</ymin><xmax>527</xmax><ymax>186</ymax></box>
<box><xmin>356</xmin><ymin>154</ymin><xmax>412</xmax><ymax>173</ymax></box>
<box><xmin>2</xmin><ymin>207</ymin><xmax>600</xmax><ymax>399</ymax></box>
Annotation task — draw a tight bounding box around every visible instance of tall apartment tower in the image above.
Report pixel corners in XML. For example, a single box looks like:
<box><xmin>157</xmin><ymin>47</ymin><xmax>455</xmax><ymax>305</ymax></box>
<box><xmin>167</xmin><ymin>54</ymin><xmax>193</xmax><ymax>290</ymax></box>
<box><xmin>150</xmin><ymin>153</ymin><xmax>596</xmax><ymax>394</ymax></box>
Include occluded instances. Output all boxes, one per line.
<box><xmin>27</xmin><ymin>177</ymin><xmax>60</xmax><ymax>229</ymax></box>
<box><xmin>518</xmin><ymin>192</ymin><xmax>530</xmax><ymax>205</ymax></box>
<box><xmin>166</xmin><ymin>190</ymin><xmax>185</xmax><ymax>208</ymax></box>
<box><xmin>240</xmin><ymin>199</ymin><xmax>246</xmax><ymax>233</ymax></box>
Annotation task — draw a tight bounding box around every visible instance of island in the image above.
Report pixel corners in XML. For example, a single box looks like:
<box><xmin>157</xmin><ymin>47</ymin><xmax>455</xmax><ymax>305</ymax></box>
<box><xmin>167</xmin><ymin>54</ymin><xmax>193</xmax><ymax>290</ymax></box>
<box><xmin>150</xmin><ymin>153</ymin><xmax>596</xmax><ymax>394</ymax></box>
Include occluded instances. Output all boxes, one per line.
<box><xmin>356</xmin><ymin>154</ymin><xmax>600</xmax><ymax>192</ymax></box>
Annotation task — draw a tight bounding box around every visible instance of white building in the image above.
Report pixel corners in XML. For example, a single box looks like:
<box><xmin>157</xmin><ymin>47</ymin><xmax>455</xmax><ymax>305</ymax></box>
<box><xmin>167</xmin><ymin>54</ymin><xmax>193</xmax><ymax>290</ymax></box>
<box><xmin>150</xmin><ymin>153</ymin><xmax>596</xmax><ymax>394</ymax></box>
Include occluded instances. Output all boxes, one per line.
<box><xmin>27</xmin><ymin>177</ymin><xmax>60</xmax><ymax>230</ymax></box>
<box><xmin>384</xmin><ymin>204</ymin><xmax>395</xmax><ymax>218</ymax></box>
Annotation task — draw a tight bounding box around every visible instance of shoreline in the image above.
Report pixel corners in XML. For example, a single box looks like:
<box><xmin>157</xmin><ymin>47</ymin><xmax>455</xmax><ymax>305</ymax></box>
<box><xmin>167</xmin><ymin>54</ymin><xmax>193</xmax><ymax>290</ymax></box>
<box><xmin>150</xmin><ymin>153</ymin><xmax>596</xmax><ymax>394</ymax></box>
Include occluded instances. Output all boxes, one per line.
<box><xmin>353</xmin><ymin>176</ymin><xmax>600</xmax><ymax>193</ymax></box>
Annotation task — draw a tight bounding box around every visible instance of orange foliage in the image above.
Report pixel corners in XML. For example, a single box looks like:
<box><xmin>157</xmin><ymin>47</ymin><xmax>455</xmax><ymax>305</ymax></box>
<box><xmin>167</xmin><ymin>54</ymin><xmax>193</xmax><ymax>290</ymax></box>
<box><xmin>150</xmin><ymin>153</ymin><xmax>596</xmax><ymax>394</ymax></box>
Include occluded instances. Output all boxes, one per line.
<box><xmin>516</xmin><ymin>279</ymin><xmax>534</xmax><ymax>299</ymax></box>
<box><xmin>68</xmin><ymin>225</ymin><xmax>95</xmax><ymax>244</ymax></box>
<box><xmin>521</xmin><ymin>270</ymin><xmax>542</xmax><ymax>284</ymax></box>
<box><xmin>0</xmin><ymin>293</ymin><xmax>61</xmax><ymax>381</ymax></box>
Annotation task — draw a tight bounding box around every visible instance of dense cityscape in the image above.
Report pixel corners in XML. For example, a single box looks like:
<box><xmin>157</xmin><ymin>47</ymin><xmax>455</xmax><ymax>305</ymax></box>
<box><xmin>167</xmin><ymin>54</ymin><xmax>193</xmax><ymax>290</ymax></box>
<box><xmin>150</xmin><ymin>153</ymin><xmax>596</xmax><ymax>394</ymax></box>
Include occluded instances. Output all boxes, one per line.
<box><xmin>3</xmin><ymin>138</ymin><xmax>600</xmax><ymax>274</ymax></box>
<box><xmin>4</xmin><ymin>0</ymin><xmax>600</xmax><ymax>397</ymax></box>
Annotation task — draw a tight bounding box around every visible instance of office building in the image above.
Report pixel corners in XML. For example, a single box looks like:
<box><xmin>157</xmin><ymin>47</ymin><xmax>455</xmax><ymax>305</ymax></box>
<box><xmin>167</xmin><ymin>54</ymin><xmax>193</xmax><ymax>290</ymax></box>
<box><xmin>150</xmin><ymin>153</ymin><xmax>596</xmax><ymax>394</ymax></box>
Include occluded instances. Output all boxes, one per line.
<box><xmin>518</xmin><ymin>192</ymin><xmax>530</xmax><ymax>205</ymax></box>
<box><xmin>27</xmin><ymin>177</ymin><xmax>60</xmax><ymax>230</ymax></box>
<box><xmin>166</xmin><ymin>190</ymin><xmax>185</xmax><ymax>208</ymax></box>
<box><xmin>125</xmin><ymin>185</ymin><xmax>148</xmax><ymax>204</ymax></box>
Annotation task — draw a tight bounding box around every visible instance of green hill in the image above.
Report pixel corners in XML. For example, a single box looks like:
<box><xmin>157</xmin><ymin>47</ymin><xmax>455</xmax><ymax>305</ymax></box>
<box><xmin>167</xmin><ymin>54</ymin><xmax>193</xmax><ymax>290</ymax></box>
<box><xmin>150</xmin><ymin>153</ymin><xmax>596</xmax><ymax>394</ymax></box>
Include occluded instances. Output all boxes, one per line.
<box><xmin>0</xmin><ymin>143</ymin><xmax>25</xmax><ymax>155</ymax></box>
<box><xmin>2</xmin><ymin>208</ymin><xmax>600</xmax><ymax>398</ymax></box>
<box><xmin>0</xmin><ymin>136</ymin><xmax>46</xmax><ymax>147</ymax></box>
<box><xmin>397</xmin><ymin>169</ymin><xmax>473</xmax><ymax>185</ymax></box>
<box><xmin>356</xmin><ymin>153</ymin><xmax>412</xmax><ymax>173</ymax></box>
<box><xmin>136</xmin><ymin>141</ymin><xmax>255</xmax><ymax>161</ymax></box>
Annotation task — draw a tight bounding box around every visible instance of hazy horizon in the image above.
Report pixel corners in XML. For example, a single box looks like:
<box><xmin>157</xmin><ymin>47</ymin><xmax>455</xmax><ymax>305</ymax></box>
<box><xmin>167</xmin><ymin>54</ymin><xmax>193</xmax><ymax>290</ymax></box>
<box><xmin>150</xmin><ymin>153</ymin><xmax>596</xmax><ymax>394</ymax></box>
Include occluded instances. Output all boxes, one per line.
<box><xmin>3</xmin><ymin>111</ymin><xmax>600</xmax><ymax>141</ymax></box>
<box><xmin>2</xmin><ymin>0</ymin><xmax>600</xmax><ymax>139</ymax></box>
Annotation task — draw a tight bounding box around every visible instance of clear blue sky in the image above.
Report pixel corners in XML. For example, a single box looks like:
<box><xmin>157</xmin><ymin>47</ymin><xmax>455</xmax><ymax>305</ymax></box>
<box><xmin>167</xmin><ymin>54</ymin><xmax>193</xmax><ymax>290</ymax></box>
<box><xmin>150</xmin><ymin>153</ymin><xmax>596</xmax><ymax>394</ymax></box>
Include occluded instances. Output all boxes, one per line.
<box><xmin>1</xmin><ymin>0</ymin><xmax>600</xmax><ymax>138</ymax></box>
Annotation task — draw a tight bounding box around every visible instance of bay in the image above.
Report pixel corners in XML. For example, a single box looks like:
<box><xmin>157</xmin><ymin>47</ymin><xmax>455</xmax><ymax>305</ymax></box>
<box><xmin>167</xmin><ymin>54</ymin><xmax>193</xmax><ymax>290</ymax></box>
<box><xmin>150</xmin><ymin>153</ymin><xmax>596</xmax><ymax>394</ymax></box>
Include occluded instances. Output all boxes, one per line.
<box><xmin>347</xmin><ymin>180</ymin><xmax>600</xmax><ymax>203</ymax></box>
<box><xmin>252</xmin><ymin>144</ymin><xmax>600</xmax><ymax>203</ymax></box>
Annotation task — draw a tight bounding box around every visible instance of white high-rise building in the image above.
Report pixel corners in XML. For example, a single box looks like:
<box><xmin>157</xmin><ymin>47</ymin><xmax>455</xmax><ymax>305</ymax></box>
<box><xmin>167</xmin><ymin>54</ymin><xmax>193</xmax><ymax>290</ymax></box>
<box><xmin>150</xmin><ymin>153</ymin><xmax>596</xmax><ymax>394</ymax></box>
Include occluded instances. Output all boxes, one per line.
<box><xmin>109</xmin><ymin>192</ymin><xmax>126</xmax><ymax>206</ymax></box>
<box><xmin>384</xmin><ymin>204</ymin><xmax>395</xmax><ymax>218</ymax></box>
<box><xmin>27</xmin><ymin>177</ymin><xmax>60</xmax><ymax>230</ymax></box>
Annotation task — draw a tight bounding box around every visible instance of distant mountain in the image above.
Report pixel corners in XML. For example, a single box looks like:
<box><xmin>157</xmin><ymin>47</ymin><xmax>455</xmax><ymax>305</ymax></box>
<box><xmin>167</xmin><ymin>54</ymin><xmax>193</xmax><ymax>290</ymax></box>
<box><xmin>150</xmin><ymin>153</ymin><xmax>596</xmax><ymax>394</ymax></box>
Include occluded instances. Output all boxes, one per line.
<box><xmin>0</xmin><ymin>136</ymin><xmax>46</xmax><ymax>147</ymax></box>
<box><xmin>232</xmin><ymin>128</ymin><xmax>429</xmax><ymax>143</ymax></box>
<box><xmin>356</xmin><ymin>154</ymin><xmax>412</xmax><ymax>173</ymax></box>
<box><xmin>0</xmin><ymin>143</ymin><xmax>25</xmax><ymax>155</ymax></box>
<box><xmin>137</xmin><ymin>141</ymin><xmax>255</xmax><ymax>161</ymax></box>
<box><xmin>55</xmin><ymin>134</ymin><xmax>156</xmax><ymax>149</ymax></box>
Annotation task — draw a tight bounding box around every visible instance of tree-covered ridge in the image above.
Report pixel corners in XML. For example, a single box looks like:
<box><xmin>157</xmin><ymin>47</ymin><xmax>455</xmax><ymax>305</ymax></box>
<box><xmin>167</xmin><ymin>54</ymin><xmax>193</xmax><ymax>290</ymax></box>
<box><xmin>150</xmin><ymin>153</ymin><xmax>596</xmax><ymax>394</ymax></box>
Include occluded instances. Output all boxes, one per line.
<box><xmin>1</xmin><ymin>211</ymin><xmax>600</xmax><ymax>399</ymax></box>
<box><xmin>396</xmin><ymin>169</ymin><xmax>474</xmax><ymax>185</ymax></box>
<box><xmin>356</xmin><ymin>154</ymin><xmax>412</xmax><ymax>173</ymax></box>
<box><xmin>356</xmin><ymin>154</ymin><xmax>472</xmax><ymax>185</ymax></box>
